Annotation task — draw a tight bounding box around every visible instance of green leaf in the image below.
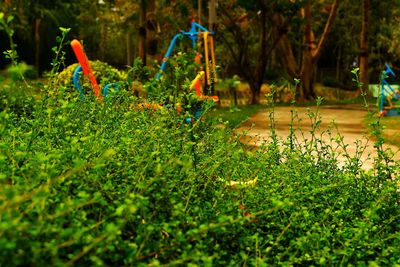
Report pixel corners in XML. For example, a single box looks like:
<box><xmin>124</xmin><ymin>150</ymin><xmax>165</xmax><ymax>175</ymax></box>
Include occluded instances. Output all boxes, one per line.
<box><xmin>59</xmin><ymin>27</ymin><xmax>71</xmax><ymax>33</ymax></box>
<box><xmin>7</xmin><ymin>15</ymin><xmax>14</xmax><ymax>24</ymax></box>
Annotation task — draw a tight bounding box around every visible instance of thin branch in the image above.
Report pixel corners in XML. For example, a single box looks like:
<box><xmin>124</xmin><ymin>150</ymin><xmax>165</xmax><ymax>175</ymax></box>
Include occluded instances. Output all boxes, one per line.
<box><xmin>312</xmin><ymin>0</ymin><xmax>341</xmax><ymax>61</ymax></box>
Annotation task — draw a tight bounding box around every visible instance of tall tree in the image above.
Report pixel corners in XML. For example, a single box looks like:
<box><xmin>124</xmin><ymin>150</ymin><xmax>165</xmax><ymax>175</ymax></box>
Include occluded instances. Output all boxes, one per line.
<box><xmin>218</xmin><ymin>0</ymin><xmax>285</xmax><ymax>104</ymax></box>
<box><xmin>1</xmin><ymin>0</ymin><xmax>75</xmax><ymax>73</ymax></box>
<box><xmin>208</xmin><ymin>0</ymin><xmax>216</xmax><ymax>31</ymax></box>
<box><xmin>359</xmin><ymin>0</ymin><xmax>370</xmax><ymax>91</ymax></box>
<box><xmin>274</xmin><ymin>0</ymin><xmax>340</xmax><ymax>100</ymax></box>
<box><xmin>139</xmin><ymin>0</ymin><xmax>147</xmax><ymax>65</ymax></box>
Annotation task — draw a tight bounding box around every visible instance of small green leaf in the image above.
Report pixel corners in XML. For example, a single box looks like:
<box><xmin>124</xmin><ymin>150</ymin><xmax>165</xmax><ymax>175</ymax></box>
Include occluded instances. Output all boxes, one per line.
<box><xmin>7</xmin><ymin>15</ymin><xmax>14</xmax><ymax>24</ymax></box>
<box><xmin>59</xmin><ymin>27</ymin><xmax>71</xmax><ymax>33</ymax></box>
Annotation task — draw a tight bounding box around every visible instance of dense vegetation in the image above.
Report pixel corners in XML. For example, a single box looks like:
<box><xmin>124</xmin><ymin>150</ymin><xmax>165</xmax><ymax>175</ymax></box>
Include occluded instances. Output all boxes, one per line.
<box><xmin>1</xmin><ymin>2</ymin><xmax>400</xmax><ymax>266</ymax></box>
<box><xmin>1</xmin><ymin>58</ymin><xmax>400</xmax><ymax>266</ymax></box>
<box><xmin>2</xmin><ymin>0</ymin><xmax>400</xmax><ymax>101</ymax></box>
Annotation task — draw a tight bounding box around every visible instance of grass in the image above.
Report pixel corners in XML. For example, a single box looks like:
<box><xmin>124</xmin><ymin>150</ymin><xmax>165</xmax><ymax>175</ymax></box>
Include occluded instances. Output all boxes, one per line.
<box><xmin>368</xmin><ymin>115</ymin><xmax>400</xmax><ymax>147</ymax></box>
<box><xmin>207</xmin><ymin>104</ymin><xmax>263</xmax><ymax>128</ymax></box>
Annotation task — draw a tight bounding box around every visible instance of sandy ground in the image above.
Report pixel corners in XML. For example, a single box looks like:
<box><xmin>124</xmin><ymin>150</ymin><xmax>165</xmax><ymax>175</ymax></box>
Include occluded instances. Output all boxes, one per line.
<box><xmin>237</xmin><ymin>104</ymin><xmax>400</xmax><ymax>170</ymax></box>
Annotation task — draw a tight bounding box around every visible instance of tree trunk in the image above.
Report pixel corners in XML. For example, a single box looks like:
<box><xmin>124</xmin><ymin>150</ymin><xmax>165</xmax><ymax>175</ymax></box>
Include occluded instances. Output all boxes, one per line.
<box><xmin>126</xmin><ymin>33</ymin><xmax>131</xmax><ymax>66</ymax></box>
<box><xmin>300</xmin><ymin>56</ymin><xmax>316</xmax><ymax>100</ymax></box>
<box><xmin>233</xmin><ymin>89</ymin><xmax>238</xmax><ymax>106</ymax></box>
<box><xmin>252</xmin><ymin>6</ymin><xmax>268</xmax><ymax>104</ymax></box>
<box><xmin>299</xmin><ymin>2</ymin><xmax>316</xmax><ymax>100</ymax></box>
<box><xmin>359</xmin><ymin>0</ymin><xmax>370</xmax><ymax>91</ymax></box>
<box><xmin>100</xmin><ymin>23</ymin><xmax>106</xmax><ymax>61</ymax></box>
<box><xmin>146</xmin><ymin>0</ymin><xmax>157</xmax><ymax>57</ymax></box>
<box><xmin>274</xmin><ymin>0</ymin><xmax>339</xmax><ymax>100</ymax></box>
<box><xmin>336</xmin><ymin>44</ymin><xmax>342</xmax><ymax>80</ymax></box>
<box><xmin>208</xmin><ymin>0</ymin><xmax>216</xmax><ymax>31</ymax></box>
<box><xmin>250</xmin><ymin>82</ymin><xmax>261</xmax><ymax>105</ymax></box>
<box><xmin>139</xmin><ymin>0</ymin><xmax>147</xmax><ymax>65</ymax></box>
<box><xmin>198</xmin><ymin>0</ymin><xmax>202</xmax><ymax>23</ymax></box>
<box><xmin>34</xmin><ymin>17</ymin><xmax>41</xmax><ymax>74</ymax></box>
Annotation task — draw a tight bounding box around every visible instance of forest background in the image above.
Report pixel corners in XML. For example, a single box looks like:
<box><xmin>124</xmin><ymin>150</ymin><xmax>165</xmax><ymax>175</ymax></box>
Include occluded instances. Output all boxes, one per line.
<box><xmin>1</xmin><ymin>0</ymin><xmax>399</xmax><ymax>103</ymax></box>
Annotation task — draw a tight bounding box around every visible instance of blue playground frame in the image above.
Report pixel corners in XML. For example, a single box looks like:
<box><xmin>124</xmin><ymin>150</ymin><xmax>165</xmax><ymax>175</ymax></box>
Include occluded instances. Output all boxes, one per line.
<box><xmin>379</xmin><ymin>63</ymin><xmax>400</xmax><ymax>116</ymax></box>
<box><xmin>155</xmin><ymin>21</ymin><xmax>214</xmax><ymax>80</ymax></box>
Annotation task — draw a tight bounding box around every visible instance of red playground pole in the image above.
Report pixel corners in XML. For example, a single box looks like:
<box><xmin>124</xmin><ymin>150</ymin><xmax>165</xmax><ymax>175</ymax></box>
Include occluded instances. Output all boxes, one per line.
<box><xmin>70</xmin><ymin>39</ymin><xmax>101</xmax><ymax>99</ymax></box>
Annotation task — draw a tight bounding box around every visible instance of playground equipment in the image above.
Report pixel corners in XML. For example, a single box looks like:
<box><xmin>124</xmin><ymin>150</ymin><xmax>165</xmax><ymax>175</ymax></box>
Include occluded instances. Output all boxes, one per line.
<box><xmin>156</xmin><ymin>20</ymin><xmax>218</xmax><ymax>102</ymax></box>
<box><xmin>70</xmin><ymin>40</ymin><xmax>101</xmax><ymax>100</ymax></box>
<box><xmin>71</xmin><ymin>39</ymin><xmax>120</xmax><ymax>100</ymax></box>
<box><xmin>379</xmin><ymin>63</ymin><xmax>400</xmax><ymax>116</ymax></box>
<box><xmin>69</xmin><ymin>21</ymin><xmax>219</xmax><ymax>122</ymax></box>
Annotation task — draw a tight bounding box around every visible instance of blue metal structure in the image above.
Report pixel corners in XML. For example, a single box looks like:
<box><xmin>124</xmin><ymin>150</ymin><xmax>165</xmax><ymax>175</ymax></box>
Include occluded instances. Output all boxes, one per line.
<box><xmin>70</xmin><ymin>21</ymin><xmax>215</xmax><ymax>123</ymax></box>
<box><xmin>72</xmin><ymin>66</ymin><xmax>120</xmax><ymax>99</ymax></box>
<box><xmin>72</xmin><ymin>65</ymin><xmax>84</xmax><ymax>100</ymax></box>
<box><xmin>379</xmin><ymin>63</ymin><xmax>400</xmax><ymax>116</ymax></box>
<box><xmin>155</xmin><ymin>21</ymin><xmax>213</xmax><ymax>80</ymax></box>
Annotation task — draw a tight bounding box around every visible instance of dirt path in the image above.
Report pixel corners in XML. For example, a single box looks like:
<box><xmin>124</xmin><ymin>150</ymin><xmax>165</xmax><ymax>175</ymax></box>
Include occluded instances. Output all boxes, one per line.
<box><xmin>237</xmin><ymin>104</ymin><xmax>400</xmax><ymax>170</ymax></box>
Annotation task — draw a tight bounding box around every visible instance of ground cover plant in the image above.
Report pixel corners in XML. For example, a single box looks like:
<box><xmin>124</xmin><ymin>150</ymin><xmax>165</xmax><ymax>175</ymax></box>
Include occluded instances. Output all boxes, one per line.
<box><xmin>2</xmin><ymin>73</ymin><xmax>400</xmax><ymax>267</ymax></box>
<box><xmin>1</xmin><ymin>26</ymin><xmax>400</xmax><ymax>267</ymax></box>
<box><xmin>374</xmin><ymin>116</ymin><xmax>400</xmax><ymax>146</ymax></box>
<box><xmin>206</xmin><ymin>105</ymin><xmax>263</xmax><ymax>129</ymax></box>
<box><xmin>2</xmin><ymin>81</ymin><xmax>400</xmax><ymax>266</ymax></box>
<box><xmin>363</xmin><ymin>99</ymin><xmax>400</xmax><ymax>148</ymax></box>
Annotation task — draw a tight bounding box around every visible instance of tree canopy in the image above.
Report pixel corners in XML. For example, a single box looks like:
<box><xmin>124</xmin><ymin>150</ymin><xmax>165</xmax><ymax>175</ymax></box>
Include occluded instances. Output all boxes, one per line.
<box><xmin>2</xmin><ymin>0</ymin><xmax>400</xmax><ymax>101</ymax></box>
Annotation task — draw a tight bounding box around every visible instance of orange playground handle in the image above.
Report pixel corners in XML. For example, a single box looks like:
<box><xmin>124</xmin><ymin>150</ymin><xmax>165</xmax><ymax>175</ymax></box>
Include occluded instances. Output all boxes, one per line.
<box><xmin>190</xmin><ymin>71</ymin><xmax>205</xmax><ymax>97</ymax></box>
<box><xmin>189</xmin><ymin>71</ymin><xmax>219</xmax><ymax>102</ymax></box>
<box><xmin>70</xmin><ymin>39</ymin><xmax>101</xmax><ymax>99</ymax></box>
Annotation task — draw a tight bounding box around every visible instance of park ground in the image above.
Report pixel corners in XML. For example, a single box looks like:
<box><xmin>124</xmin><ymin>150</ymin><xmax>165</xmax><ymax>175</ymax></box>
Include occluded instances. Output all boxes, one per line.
<box><xmin>237</xmin><ymin>104</ymin><xmax>400</xmax><ymax>170</ymax></box>
<box><xmin>210</xmin><ymin>83</ymin><xmax>400</xmax><ymax>170</ymax></box>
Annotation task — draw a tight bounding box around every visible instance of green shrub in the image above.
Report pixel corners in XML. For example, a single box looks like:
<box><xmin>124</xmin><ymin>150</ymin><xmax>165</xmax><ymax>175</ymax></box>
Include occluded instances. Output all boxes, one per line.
<box><xmin>24</xmin><ymin>67</ymin><xmax>39</xmax><ymax>79</ymax></box>
<box><xmin>54</xmin><ymin>60</ymin><xmax>128</xmax><ymax>96</ymax></box>
<box><xmin>128</xmin><ymin>57</ymin><xmax>150</xmax><ymax>83</ymax></box>
<box><xmin>1</xmin><ymin>26</ymin><xmax>400</xmax><ymax>264</ymax></box>
<box><xmin>6</xmin><ymin>62</ymin><xmax>38</xmax><ymax>81</ymax></box>
<box><xmin>144</xmin><ymin>51</ymin><xmax>204</xmax><ymax>112</ymax></box>
<box><xmin>0</xmin><ymin>84</ymin><xmax>35</xmax><ymax>116</ymax></box>
<box><xmin>1</xmin><ymin>89</ymin><xmax>400</xmax><ymax>265</ymax></box>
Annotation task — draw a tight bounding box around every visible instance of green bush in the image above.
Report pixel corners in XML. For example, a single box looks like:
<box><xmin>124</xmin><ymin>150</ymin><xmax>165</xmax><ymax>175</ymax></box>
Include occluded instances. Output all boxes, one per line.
<box><xmin>24</xmin><ymin>67</ymin><xmax>39</xmax><ymax>79</ymax></box>
<box><xmin>6</xmin><ymin>62</ymin><xmax>38</xmax><ymax>81</ymax></box>
<box><xmin>2</xmin><ymin>12</ymin><xmax>400</xmax><ymax>266</ymax></box>
<box><xmin>128</xmin><ymin>57</ymin><xmax>150</xmax><ymax>83</ymax></box>
<box><xmin>1</xmin><ymin>87</ymin><xmax>400</xmax><ymax>265</ymax></box>
<box><xmin>55</xmin><ymin>60</ymin><xmax>128</xmax><ymax>96</ymax></box>
<box><xmin>0</xmin><ymin>84</ymin><xmax>35</xmax><ymax>116</ymax></box>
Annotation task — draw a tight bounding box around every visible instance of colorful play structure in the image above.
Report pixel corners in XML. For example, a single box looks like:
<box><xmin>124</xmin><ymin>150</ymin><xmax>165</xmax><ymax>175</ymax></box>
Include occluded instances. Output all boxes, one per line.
<box><xmin>71</xmin><ymin>39</ymin><xmax>121</xmax><ymax>100</ymax></box>
<box><xmin>379</xmin><ymin>63</ymin><xmax>400</xmax><ymax>116</ymax></box>
<box><xmin>71</xmin><ymin>39</ymin><xmax>101</xmax><ymax>100</ymax></box>
<box><xmin>155</xmin><ymin>20</ymin><xmax>218</xmax><ymax>99</ymax></box>
<box><xmin>70</xmin><ymin>21</ymin><xmax>218</xmax><ymax>121</ymax></box>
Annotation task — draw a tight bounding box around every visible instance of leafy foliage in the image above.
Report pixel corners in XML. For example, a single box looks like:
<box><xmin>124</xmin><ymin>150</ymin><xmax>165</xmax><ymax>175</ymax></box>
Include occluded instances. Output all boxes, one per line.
<box><xmin>127</xmin><ymin>57</ymin><xmax>150</xmax><ymax>83</ymax></box>
<box><xmin>1</xmin><ymin>80</ymin><xmax>400</xmax><ymax>266</ymax></box>
<box><xmin>54</xmin><ymin>60</ymin><xmax>128</xmax><ymax>96</ymax></box>
<box><xmin>0</xmin><ymin>84</ymin><xmax>35</xmax><ymax>117</ymax></box>
<box><xmin>2</xmin><ymin>12</ymin><xmax>400</xmax><ymax>266</ymax></box>
<box><xmin>6</xmin><ymin>62</ymin><xmax>38</xmax><ymax>81</ymax></box>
